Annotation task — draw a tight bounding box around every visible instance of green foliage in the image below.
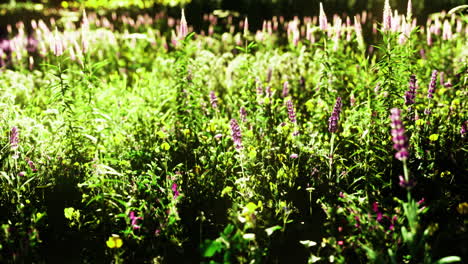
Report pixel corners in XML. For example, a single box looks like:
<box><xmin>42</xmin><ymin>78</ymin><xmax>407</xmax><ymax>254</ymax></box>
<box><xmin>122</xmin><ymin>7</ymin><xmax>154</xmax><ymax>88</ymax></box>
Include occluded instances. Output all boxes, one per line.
<box><xmin>0</xmin><ymin>3</ymin><xmax>467</xmax><ymax>263</ymax></box>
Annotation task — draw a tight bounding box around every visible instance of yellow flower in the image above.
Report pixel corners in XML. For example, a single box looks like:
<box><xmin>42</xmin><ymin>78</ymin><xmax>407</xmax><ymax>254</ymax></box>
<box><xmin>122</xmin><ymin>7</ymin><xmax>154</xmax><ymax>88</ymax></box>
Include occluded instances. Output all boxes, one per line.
<box><xmin>106</xmin><ymin>235</ymin><xmax>123</xmax><ymax>249</ymax></box>
<box><xmin>429</xmin><ymin>134</ymin><xmax>439</xmax><ymax>141</ymax></box>
<box><xmin>457</xmin><ymin>202</ymin><xmax>468</xmax><ymax>215</ymax></box>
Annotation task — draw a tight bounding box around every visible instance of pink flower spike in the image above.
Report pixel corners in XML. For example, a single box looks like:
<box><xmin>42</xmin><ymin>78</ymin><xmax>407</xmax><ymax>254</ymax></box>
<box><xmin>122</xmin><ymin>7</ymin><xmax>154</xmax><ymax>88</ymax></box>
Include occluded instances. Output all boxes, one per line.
<box><xmin>178</xmin><ymin>9</ymin><xmax>188</xmax><ymax>40</ymax></box>
<box><xmin>129</xmin><ymin>211</ymin><xmax>143</xmax><ymax>230</ymax></box>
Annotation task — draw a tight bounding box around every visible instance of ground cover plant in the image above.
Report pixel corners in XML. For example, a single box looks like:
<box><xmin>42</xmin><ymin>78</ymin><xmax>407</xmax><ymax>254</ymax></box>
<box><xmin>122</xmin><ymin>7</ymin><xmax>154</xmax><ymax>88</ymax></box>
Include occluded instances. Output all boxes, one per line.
<box><xmin>0</xmin><ymin>1</ymin><xmax>467</xmax><ymax>263</ymax></box>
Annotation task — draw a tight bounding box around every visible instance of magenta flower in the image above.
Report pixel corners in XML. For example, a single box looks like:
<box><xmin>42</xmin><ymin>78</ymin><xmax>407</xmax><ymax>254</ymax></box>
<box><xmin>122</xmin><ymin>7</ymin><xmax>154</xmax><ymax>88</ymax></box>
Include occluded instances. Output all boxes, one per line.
<box><xmin>10</xmin><ymin>126</ymin><xmax>19</xmax><ymax>150</ymax></box>
<box><xmin>328</xmin><ymin>97</ymin><xmax>342</xmax><ymax>133</ymax></box>
<box><xmin>209</xmin><ymin>91</ymin><xmax>218</xmax><ymax>110</ymax></box>
<box><xmin>172</xmin><ymin>183</ymin><xmax>180</xmax><ymax>199</ymax></box>
<box><xmin>282</xmin><ymin>81</ymin><xmax>289</xmax><ymax>98</ymax></box>
<box><xmin>382</xmin><ymin>0</ymin><xmax>392</xmax><ymax>31</ymax></box>
<box><xmin>390</xmin><ymin>108</ymin><xmax>409</xmax><ymax>161</ymax></box>
<box><xmin>290</xmin><ymin>153</ymin><xmax>298</xmax><ymax>159</ymax></box>
<box><xmin>129</xmin><ymin>211</ymin><xmax>142</xmax><ymax>230</ymax></box>
<box><xmin>239</xmin><ymin>107</ymin><xmax>247</xmax><ymax>122</ymax></box>
<box><xmin>427</xmin><ymin>70</ymin><xmax>438</xmax><ymax>99</ymax></box>
<box><xmin>404</xmin><ymin>75</ymin><xmax>417</xmax><ymax>105</ymax></box>
<box><xmin>399</xmin><ymin>175</ymin><xmax>416</xmax><ymax>189</ymax></box>
<box><xmin>461</xmin><ymin>121</ymin><xmax>467</xmax><ymax>138</ymax></box>
<box><xmin>230</xmin><ymin>119</ymin><xmax>243</xmax><ymax>150</ymax></box>
<box><xmin>286</xmin><ymin>100</ymin><xmax>297</xmax><ymax>124</ymax></box>
<box><xmin>178</xmin><ymin>9</ymin><xmax>188</xmax><ymax>40</ymax></box>
<box><xmin>319</xmin><ymin>2</ymin><xmax>328</xmax><ymax>31</ymax></box>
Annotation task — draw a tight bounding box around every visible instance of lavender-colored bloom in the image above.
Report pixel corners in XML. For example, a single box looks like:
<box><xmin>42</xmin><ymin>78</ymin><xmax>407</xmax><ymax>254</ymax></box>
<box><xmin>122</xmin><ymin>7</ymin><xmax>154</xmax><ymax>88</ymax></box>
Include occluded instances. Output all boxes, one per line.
<box><xmin>404</xmin><ymin>75</ymin><xmax>417</xmax><ymax>105</ymax></box>
<box><xmin>382</xmin><ymin>0</ymin><xmax>392</xmax><ymax>31</ymax></box>
<box><xmin>461</xmin><ymin>121</ymin><xmax>467</xmax><ymax>138</ymax></box>
<box><xmin>328</xmin><ymin>97</ymin><xmax>342</xmax><ymax>133</ymax></box>
<box><xmin>172</xmin><ymin>183</ymin><xmax>180</xmax><ymax>199</ymax></box>
<box><xmin>319</xmin><ymin>2</ymin><xmax>328</xmax><ymax>31</ymax></box>
<box><xmin>209</xmin><ymin>91</ymin><xmax>218</xmax><ymax>110</ymax></box>
<box><xmin>256</xmin><ymin>77</ymin><xmax>263</xmax><ymax>96</ymax></box>
<box><xmin>230</xmin><ymin>119</ymin><xmax>243</xmax><ymax>150</ymax></box>
<box><xmin>399</xmin><ymin>175</ymin><xmax>416</xmax><ymax>189</ymax></box>
<box><xmin>286</xmin><ymin>100</ymin><xmax>297</xmax><ymax>123</ymax></box>
<box><xmin>265</xmin><ymin>86</ymin><xmax>273</xmax><ymax>98</ymax></box>
<box><xmin>129</xmin><ymin>211</ymin><xmax>142</xmax><ymax>230</ymax></box>
<box><xmin>26</xmin><ymin>158</ymin><xmax>37</xmax><ymax>172</ymax></box>
<box><xmin>266</xmin><ymin>67</ymin><xmax>272</xmax><ymax>83</ymax></box>
<box><xmin>178</xmin><ymin>9</ymin><xmax>188</xmax><ymax>40</ymax></box>
<box><xmin>390</xmin><ymin>108</ymin><xmax>409</xmax><ymax>161</ymax></box>
<box><xmin>290</xmin><ymin>153</ymin><xmax>298</xmax><ymax>159</ymax></box>
<box><xmin>10</xmin><ymin>126</ymin><xmax>19</xmax><ymax>149</ymax></box>
<box><xmin>282</xmin><ymin>81</ymin><xmax>289</xmax><ymax>98</ymax></box>
<box><xmin>427</xmin><ymin>70</ymin><xmax>438</xmax><ymax>99</ymax></box>
<box><xmin>239</xmin><ymin>107</ymin><xmax>247</xmax><ymax>122</ymax></box>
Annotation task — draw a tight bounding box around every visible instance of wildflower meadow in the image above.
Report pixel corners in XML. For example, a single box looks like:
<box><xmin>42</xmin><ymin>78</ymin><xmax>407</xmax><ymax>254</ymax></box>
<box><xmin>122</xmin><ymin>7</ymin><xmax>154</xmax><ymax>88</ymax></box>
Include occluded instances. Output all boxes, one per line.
<box><xmin>0</xmin><ymin>0</ymin><xmax>467</xmax><ymax>263</ymax></box>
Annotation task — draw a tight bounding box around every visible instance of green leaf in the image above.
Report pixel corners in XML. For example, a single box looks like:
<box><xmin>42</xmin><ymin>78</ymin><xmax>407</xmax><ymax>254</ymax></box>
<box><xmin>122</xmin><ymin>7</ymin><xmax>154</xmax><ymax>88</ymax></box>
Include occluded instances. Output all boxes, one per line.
<box><xmin>265</xmin><ymin>226</ymin><xmax>282</xmax><ymax>236</ymax></box>
<box><xmin>434</xmin><ymin>256</ymin><xmax>461</xmax><ymax>264</ymax></box>
<box><xmin>203</xmin><ymin>240</ymin><xmax>222</xmax><ymax>257</ymax></box>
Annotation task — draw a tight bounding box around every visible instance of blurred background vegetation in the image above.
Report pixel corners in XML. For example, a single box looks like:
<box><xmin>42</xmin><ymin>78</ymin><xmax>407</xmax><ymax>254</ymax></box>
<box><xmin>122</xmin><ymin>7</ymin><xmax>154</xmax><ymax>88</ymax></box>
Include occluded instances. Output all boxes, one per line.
<box><xmin>0</xmin><ymin>0</ymin><xmax>466</xmax><ymax>38</ymax></box>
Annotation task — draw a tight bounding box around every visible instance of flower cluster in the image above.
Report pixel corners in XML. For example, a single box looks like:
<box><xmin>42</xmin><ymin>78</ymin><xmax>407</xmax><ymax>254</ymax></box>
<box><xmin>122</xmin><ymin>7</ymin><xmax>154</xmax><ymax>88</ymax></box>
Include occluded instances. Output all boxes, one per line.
<box><xmin>461</xmin><ymin>121</ymin><xmax>467</xmax><ymax>138</ymax></box>
<box><xmin>404</xmin><ymin>75</ymin><xmax>417</xmax><ymax>105</ymax></box>
<box><xmin>282</xmin><ymin>81</ymin><xmax>289</xmax><ymax>98</ymax></box>
<box><xmin>328</xmin><ymin>97</ymin><xmax>342</xmax><ymax>133</ymax></box>
<box><xmin>209</xmin><ymin>91</ymin><xmax>218</xmax><ymax>110</ymax></box>
<box><xmin>390</xmin><ymin>108</ymin><xmax>409</xmax><ymax>161</ymax></box>
<box><xmin>129</xmin><ymin>211</ymin><xmax>142</xmax><ymax>230</ymax></box>
<box><xmin>427</xmin><ymin>70</ymin><xmax>438</xmax><ymax>99</ymax></box>
<box><xmin>230</xmin><ymin>118</ymin><xmax>243</xmax><ymax>150</ymax></box>
<box><xmin>239</xmin><ymin>107</ymin><xmax>247</xmax><ymax>122</ymax></box>
<box><xmin>286</xmin><ymin>99</ymin><xmax>297</xmax><ymax>124</ymax></box>
<box><xmin>10</xmin><ymin>126</ymin><xmax>19</xmax><ymax>149</ymax></box>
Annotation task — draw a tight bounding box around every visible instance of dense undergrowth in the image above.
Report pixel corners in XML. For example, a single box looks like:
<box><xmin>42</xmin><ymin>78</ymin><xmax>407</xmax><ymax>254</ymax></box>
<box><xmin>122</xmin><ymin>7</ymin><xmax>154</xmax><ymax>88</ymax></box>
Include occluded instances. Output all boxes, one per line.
<box><xmin>0</xmin><ymin>2</ymin><xmax>467</xmax><ymax>263</ymax></box>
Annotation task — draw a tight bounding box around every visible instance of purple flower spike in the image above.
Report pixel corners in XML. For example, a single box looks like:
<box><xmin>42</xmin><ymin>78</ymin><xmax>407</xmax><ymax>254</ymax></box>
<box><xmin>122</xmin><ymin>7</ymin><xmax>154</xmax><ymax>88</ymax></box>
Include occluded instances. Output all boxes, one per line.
<box><xmin>461</xmin><ymin>121</ymin><xmax>467</xmax><ymax>138</ymax></box>
<box><xmin>405</xmin><ymin>75</ymin><xmax>417</xmax><ymax>105</ymax></box>
<box><xmin>328</xmin><ymin>97</ymin><xmax>342</xmax><ymax>133</ymax></box>
<box><xmin>399</xmin><ymin>175</ymin><xmax>416</xmax><ymax>189</ymax></box>
<box><xmin>230</xmin><ymin>119</ymin><xmax>243</xmax><ymax>150</ymax></box>
<box><xmin>239</xmin><ymin>107</ymin><xmax>247</xmax><ymax>122</ymax></box>
<box><xmin>10</xmin><ymin>126</ymin><xmax>19</xmax><ymax>150</ymax></box>
<box><xmin>209</xmin><ymin>91</ymin><xmax>218</xmax><ymax>110</ymax></box>
<box><xmin>282</xmin><ymin>81</ymin><xmax>289</xmax><ymax>98</ymax></box>
<box><xmin>427</xmin><ymin>70</ymin><xmax>438</xmax><ymax>99</ymax></box>
<box><xmin>390</xmin><ymin>108</ymin><xmax>409</xmax><ymax>161</ymax></box>
<box><xmin>172</xmin><ymin>183</ymin><xmax>180</xmax><ymax>199</ymax></box>
<box><xmin>129</xmin><ymin>211</ymin><xmax>143</xmax><ymax>230</ymax></box>
<box><xmin>286</xmin><ymin>100</ymin><xmax>297</xmax><ymax>124</ymax></box>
